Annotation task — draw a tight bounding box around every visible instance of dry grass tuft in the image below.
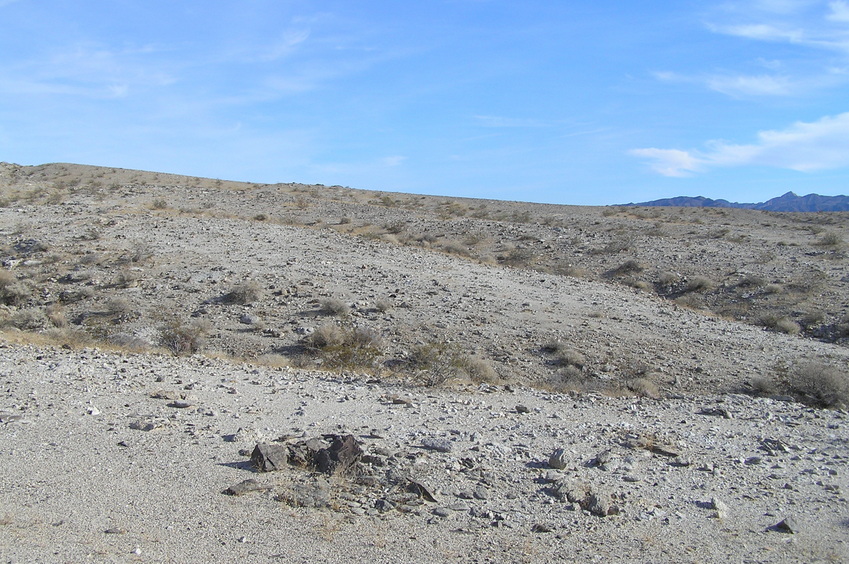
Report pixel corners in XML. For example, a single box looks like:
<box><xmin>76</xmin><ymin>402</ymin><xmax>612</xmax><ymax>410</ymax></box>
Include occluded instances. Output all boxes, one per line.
<box><xmin>787</xmin><ymin>363</ymin><xmax>849</xmax><ymax>408</ymax></box>
<box><xmin>224</xmin><ymin>281</ymin><xmax>262</xmax><ymax>305</ymax></box>
<box><xmin>320</xmin><ymin>298</ymin><xmax>350</xmax><ymax>317</ymax></box>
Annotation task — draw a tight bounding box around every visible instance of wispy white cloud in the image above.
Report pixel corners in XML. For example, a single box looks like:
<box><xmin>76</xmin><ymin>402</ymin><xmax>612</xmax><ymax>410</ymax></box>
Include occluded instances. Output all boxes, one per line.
<box><xmin>0</xmin><ymin>42</ymin><xmax>176</xmax><ymax>100</ymax></box>
<box><xmin>655</xmin><ymin>70</ymin><xmax>798</xmax><ymax>96</ymax></box>
<box><xmin>628</xmin><ymin>148</ymin><xmax>704</xmax><ymax>177</ymax></box>
<box><xmin>381</xmin><ymin>155</ymin><xmax>407</xmax><ymax>167</ymax></box>
<box><xmin>707</xmin><ymin>1</ymin><xmax>849</xmax><ymax>53</ymax></box>
<box><xmin>754</xmin><ymin>0</ymin><xmax>818</xmax><ymax>14</ymax></box>
<box><xmin>708</xmin><ymin>22</ymin><xmax>806</xmax><ymax>43</ymax></box>
<box><xmin>474</xmin><ymin>115</ymin><xmax>550</xmax><ymax>128</ymax></box>
<box><xmin>631</xmin><ymin>112</ymin><xmax>849</xmax><ymax>176</ymax></box>
<box><xmin>705</xmin><ymin>73</ymin><xmax>796</xmax><ymax>96</ymax></box>
<box><xmin>657</xmin><ymin>1</ymin><xmax>849</xmax><ymax>99</ymax></box>
<box><xmin>224</xmin><ymin>28</ymin><xmax>311</xmax><ymax>63</ymax></box>
<box><xmin>827</xmin><ymin>1</ymin><xmax>849</xmax><ymax>21</ymax></box>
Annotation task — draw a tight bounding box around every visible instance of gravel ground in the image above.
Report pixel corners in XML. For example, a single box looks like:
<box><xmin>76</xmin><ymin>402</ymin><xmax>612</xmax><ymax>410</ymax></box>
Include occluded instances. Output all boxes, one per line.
<box><xmin>1</xmin><ymin>343</ymin><xmax>847</xmax><ymax>563</ymax></box>
<box><xmin>1</xmin><ymin>162</ymin><xmax>848</xmax><ymax>562</ymax></box>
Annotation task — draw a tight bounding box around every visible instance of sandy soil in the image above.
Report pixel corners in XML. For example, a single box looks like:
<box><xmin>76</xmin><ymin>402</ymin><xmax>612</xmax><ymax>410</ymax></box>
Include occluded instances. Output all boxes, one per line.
<box><xmin>0</xmin><ymin>162</ymin><xmax>848</xmax><ymax>562</ymax></box>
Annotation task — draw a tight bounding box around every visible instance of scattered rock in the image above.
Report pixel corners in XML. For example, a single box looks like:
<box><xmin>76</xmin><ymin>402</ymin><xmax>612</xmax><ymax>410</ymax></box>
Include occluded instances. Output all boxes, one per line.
<box><xmin>698</xmin><ymin>407</ymin><xmax>732</xmax><ymax>419</ymax></box>
<box><xmin>710</xmin><ymin>497</ymin><xmax>729</xmax><ymax>519</ymax></box>
<box><xmin>168</xmin><ymin>400</ymin><xmax>193</xmax><ymax>408</ymax></box>
<box><xmin>760</xmin><ymin>438</ymin><xmax>790</xmax><ymax>455</ymax></box>
<box><xmin>548</xmin><ymin>448</ymin><xmax>568</xmax><ymax>470</ymax></box>
<box><xmin>223</xmin><ymin>479</ymin><xmax>271</xmax><ymax>496</ymax></box>
<box><xmin>150</xmin><ymin>390</ymin><xmax>182</xmax><ymax>400</ymax></box>
<box><xmin>421</xmin><ymin>437</ymin><xmax>453</xmax><ymax>453</ymax></box>
<box><xmin>433</xmin><ymin>507</ymin><xmax>452</xmax><ymax>518</ymax></box>
<box><xmin>314</xmin><ymin>435</ymin><xmax>362</xmax><ymax>476</ymax></box>
<box><xmin>407</xmin><ymin>479</ymin><xmax>438</xmax><ymax>503</ymax></box>
<box><xmin>129</xmin><ymin>418</ymin><xmax>165</xmax><ymax>432</ymax></box>
<box><xmin>772</xmin><ymin>517</ymin><xmax>801</xmax><ymax>534</ymax></box>
<box><xmin>251</xmin><ymin>443</ymin><xmax>290</xmax><ymax>472</ymax></box>
<box><xmin>587</xmin><ymin>491</ymin><xmax>619</xmax><ymax>517</ymax></box>
<box><xmin>277</xmin><ymin>479</ymin><xmax>331</xmax><ymax>509</ymax></box>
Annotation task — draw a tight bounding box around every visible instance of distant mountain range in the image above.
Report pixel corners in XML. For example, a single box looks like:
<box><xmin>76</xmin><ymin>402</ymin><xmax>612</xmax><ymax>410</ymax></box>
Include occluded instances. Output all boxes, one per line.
<box><xmin>625</xmin><ymin>191</ymin><xmax>849</xmax><ymax>212</ymax></box>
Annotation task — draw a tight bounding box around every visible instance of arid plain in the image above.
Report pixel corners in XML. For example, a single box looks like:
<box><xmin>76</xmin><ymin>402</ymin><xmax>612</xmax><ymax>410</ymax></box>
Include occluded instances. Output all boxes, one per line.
<box><xmin>1</xmin><ymin>162</ymin><xmax>847</xmax><ymax>562</ymax></box>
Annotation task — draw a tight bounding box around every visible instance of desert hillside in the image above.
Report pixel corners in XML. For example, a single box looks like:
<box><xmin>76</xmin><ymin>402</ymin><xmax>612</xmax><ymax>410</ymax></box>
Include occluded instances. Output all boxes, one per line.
<box><xmin>1</xmin><ymin>162</ymin><xmax>847</xmax><ymax>562</ymax></box>
<box><xmin>1</xmin><ymin>161</ymin><xmax>848</xmax><ymax>395</ymax></box>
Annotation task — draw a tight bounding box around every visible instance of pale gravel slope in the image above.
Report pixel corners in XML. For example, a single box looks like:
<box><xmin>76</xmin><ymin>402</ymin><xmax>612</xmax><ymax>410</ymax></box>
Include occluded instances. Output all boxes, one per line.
<box><xmin>1</xmin><ymin>163</ymin><xmax>849</xmax><ymax>562</ymax></box>
<box><xmin>1</xmin><ymin>343</ymin><xmax>847</xmax><ymax>563</ymax></box>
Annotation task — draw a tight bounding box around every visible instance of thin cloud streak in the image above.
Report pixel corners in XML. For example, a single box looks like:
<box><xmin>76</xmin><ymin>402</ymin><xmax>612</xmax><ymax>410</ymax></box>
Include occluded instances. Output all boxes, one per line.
<box><xmin>654</xmin><ymin>70</ymin><xmax>799</xmax><ymax>97</ymax></box>
<box><xmin>630</xmin><ymin>112</ymin><xmax>849</xmax><ymax>176</ymax></box>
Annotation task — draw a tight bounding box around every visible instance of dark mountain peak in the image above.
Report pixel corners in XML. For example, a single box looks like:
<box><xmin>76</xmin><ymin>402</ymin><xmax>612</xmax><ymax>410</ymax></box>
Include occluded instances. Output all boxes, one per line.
<box><xmin>626</xmin><ymin>192</ymin><xmax>849</xmax><ymax>212</ymax></box>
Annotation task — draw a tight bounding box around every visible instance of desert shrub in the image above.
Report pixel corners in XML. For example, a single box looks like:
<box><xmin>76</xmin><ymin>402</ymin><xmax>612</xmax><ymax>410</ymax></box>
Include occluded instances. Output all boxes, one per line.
<box><xmin>78</xmin><ymin>253</ymin><xmax>101</xmax><ymax>265</ymax></box>
<box><xmin>609</xmin><ymin>259</ymin><xmax>643</xmax><ymax>276</ymax></box>
<box><xmin>543</xmin><ymin>340</ymin><xmax>586</xmax><ymax>368</ymax></box>
<box><xmin>441</xmin><ymin>241</ymin><xmax>471</xmax><ymax>257</ymax></box>
<box><xmin>763</xmin><ymin>283</ymin><xmax>783</xmax><ymax>295</ymax></box>
<box><xmin>383</xmin><ymin>221</ymin><xmax>406</xmax><ymax>234</ymax></box>
<box><xmin>349</xmin><ymin>326</ymin><xmax>384</xmax><ymax>349</ymax></box>
<box><xmin>626</xmin><ymin>377</ymin><xmax>660</xmax><ymax>398</ymax></box>
<box><xmin>674</xmin><ymin>294</ymin><xmax>705</xmax><ymax>310</ymax></box>
<box><xmin>737</xmin><ymin>275</ymin><xmax>765</xmax><ymax>288</ymax></box>
<box><xmin>749</xmin><ymin>375</ymin><xmax>777</xmax><ymax>396</ymax></box>
<box><xmin>304</xmin><ymin>323</ymin><xmax>383</xmax><ymax>370</ymax></box>
<box><xmin>758</xmin><ymin>314</ymin><xmax>801</xmax><ymax>335</ymax></box>
<box><xmin>555</xmin><ymin>347</ymin><xmax>586</xmax><ymax>368</ymax></box>
<box><xmin>501</xmin><ymin>247</ymin><xmax>536</xmax><ymax>267</ymax></box>
<box><xmin>127</xmin><ymin>242</ymin><xmax>153</xmax><ymax>263</ymax></box>
<box><xmin>253</xmin><ymin>353</ymin><xmax>290</xmax><ymax>368</ymax></box>
<box><xmin>159</xmin><ymin>319</ymin><xmax>210</xmax><ymax>356</ymax></box>
<box><xmin>107</xmin><ymin>332</ymin><xmax>151</xmax><ymax>352</ymax></box>
<box><xmin>815</xmin><ymin>231</ymin><xmax>843</xmax><ymax>247</ymax></box>
<box><xmin>224</xmin><ymin>281</ymin><xmax>262</xmax><ymax>305</ymax></box>
<box><xmin>591</xmin><ymin>238</ymin><xmax>631</xmax><ymax>255</ymax></box>
<box><xmin>0</xmin><ymin>308</ymin><xmax>47</xmax><ymax>331</ymax></box>
<box><xmin>374</xmin><ymin>298</ymin><xmax>394</xmax><ymax>313</ymax></box>
<box><xmin>43</xmin><ymin>327</ymin><xmax>93</xmax><ymax>348</ymax></box>
<box><xmin>622</xmin><ymin>278</ymin><xmax>652</xmax><ymax>291</ymax></box>
<box><xmin>547</xmin><ymin>364</ymin><xmax>588</xmax><ymax>393</ymax></box>
<box><xmin>408</xmin><ymin>342</ymin><xmax>446</xmax><ymax>370</ymax></box>
<box><xmin>657</xmin><ymin>271</ymin><xmax>680</xmax><ymax>287</ymax></box>
<box><xmin>463</xmin><ymin>231</ymin><xmax>488</xmax><ymax>246</ymax></box>
<box><xmin>799</xmin><ymin>311</ymin><xmax>825</xmax><ymax>330</ymax></box>
<box><xmin>104</xmin><ymin>297</ymin><xmax>133</xmax><ymax>319</ymax></box>
<box><xmin>551</xmin><ymin>262</ymin><xmax>587</xmax><ymax>277</ymax></box>
<box><xmin>253</xmin><ymin>213</ymin><xmax>268</xmax><ymax>221</ymax></box>
<box><xmin>320</xmin><ymin>298</ymin><xmax>350</xmax><ymax>316</ymax></box>
<box><xmin>407</xmin><ymin>341</ymin><xmax>462</xmax><ymax>386</ymax></box>
<box><xmin>306</xmin><ymin>324</ymin><xmax>347</xmax><ymax>348</ymax></box>
<box><xmin>113</xmin><ymin>269</ymin><xmax>141</xmax><ymax>288</ymax></box>
<box><xmin>151</xmin><ymin>198</ymin><xmax>168</xmax><ymax>210</ymax></box>
<box><xmin>453</xmin><ymin>355</ymin><xmax>499</xmax><ymax>384</ymax></box>
<box><xmin>685</xmin><ymin>276</ymin><xmax>715</xmax><ymax>293</ymax></box>
<box><xmin>787</xmin><ymin>363</ymin><xmax>849</xmax><ymax>408</ymax></box>
<box><xmin>59</xmin><ymin>287</ymin><xmax>94</xmax><ymax>304</ymax></box>
<box><xmin>0</xmin><ymin>270</ymin><xmax>30</xmax><ymax>306</ymax></box>
<box><xmin>45</xmin><ymin>304</ymin><xmax>67</xmax><ymax>327</ymax></box>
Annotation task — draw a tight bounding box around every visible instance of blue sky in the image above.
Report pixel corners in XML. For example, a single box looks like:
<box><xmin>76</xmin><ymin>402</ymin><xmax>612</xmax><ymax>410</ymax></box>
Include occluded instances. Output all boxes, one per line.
<box><xmin>1</xmin><ymin>0</ymin><xmax>848</xmax><ymax>205</ymax></box>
